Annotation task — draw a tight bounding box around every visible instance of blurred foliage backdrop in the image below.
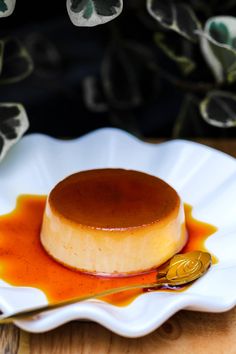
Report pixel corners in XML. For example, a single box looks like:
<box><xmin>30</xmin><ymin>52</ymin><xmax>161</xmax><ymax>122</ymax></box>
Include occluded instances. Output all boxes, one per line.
<box><xmin>1</xmin><ymin>0</ymin><xmax>236</xmax><ymax>140</ymax></box>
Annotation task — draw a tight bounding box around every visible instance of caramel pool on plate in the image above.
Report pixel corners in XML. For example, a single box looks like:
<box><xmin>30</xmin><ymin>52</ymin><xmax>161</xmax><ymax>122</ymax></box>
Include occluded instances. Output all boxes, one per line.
<box><xmin>0</xmin><ymin>195</ymin><xmax>217</xmax><ymax>305</ymax></box>
<box><xmin>40</xmin><ymin>169</ymin><xmax>187</xmax><ymax>275</ymax></box>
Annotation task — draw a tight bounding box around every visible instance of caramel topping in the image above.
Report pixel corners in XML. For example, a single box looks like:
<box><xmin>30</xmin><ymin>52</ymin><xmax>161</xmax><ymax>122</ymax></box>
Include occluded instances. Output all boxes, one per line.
<box><xmin>49</xmin><ymin>169</ymin><xmax>180</xmax><ymax>229</ymax></box>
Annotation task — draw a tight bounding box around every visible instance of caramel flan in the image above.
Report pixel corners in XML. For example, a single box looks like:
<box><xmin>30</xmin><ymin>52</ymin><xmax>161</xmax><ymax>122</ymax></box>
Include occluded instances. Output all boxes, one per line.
<box><xmin>40</xmin><ymin>169</ymin><xmax>187</xmax><ymax>275</ymax></box>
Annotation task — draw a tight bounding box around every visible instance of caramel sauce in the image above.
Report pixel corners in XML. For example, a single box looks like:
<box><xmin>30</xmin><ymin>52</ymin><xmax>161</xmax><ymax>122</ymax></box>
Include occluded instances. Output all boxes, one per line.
<box><xmin>183</xmin><ymin>204</ymin><xmax>218</xmax><ymax>264</ymax></box>
<box><xmin>0</xmin><ymin>195</ymin><xmax>217</xmax><ymax>306</ymax></box>
<box><xmin>50</xmin><ymin>169</ymin><xmax>179</xmax><ymax>229</ymax></box>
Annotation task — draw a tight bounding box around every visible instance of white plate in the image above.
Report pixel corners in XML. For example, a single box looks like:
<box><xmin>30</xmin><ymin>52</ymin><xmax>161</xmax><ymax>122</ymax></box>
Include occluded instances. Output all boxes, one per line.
<box><xmin>0</xmin><ymin>128</ymin><xmax>235</xmax><ymax>337</ymax></box>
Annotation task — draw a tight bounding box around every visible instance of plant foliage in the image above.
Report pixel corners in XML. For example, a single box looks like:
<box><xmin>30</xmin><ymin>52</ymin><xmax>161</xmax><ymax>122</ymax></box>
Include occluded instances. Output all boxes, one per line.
<box><xmin>147</xmin><ymin>0</ymin><xmax>201</xmax><ymax>42</ymax></box>
<box><xmin>3</xmin><ymin>0</ymin><xmax>236</xmax><ymax>134</ymax></box>
<box><xmin>77</xmin><ymin>0</ymin><xmax>236</xmax><ymax>132</ymax></box>
<box><xmin>67</xmin><ymin>0</ymin><xmax>123</xmax><ymax>26</ymax></box>
<box><xmin>0</xmin><ymin>38</ymin><xmax>32</xmax><ymax>160</ymax></box>
<box><xmin>0</xmin><ymin>0</ymin><xmax>15</xmax><ymax>17</ymax></box>
<box><xmin>200</xmin><ymin>91</ymin><xmax>236</xmax><ymax>128</ymax></box>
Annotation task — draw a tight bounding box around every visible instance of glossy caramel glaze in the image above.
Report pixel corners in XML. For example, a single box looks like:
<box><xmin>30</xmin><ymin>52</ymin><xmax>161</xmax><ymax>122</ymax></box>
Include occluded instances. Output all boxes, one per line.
<box><xmin>49</xmin><ymin>169</ymin><xmax>180</xmax><ymax>229</ymax></box>
<box><xmin>0</xmin><ymin>196</ymin><xmax>217</xmax><ymax>306</ymax></box>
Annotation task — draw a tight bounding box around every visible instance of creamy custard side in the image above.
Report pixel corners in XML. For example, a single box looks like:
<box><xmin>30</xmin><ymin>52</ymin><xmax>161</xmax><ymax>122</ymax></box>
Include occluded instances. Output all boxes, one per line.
<box><xmin>40</xmin><ymin>169</ymin><xmax>188</xmax><ymax>275</ymax></box>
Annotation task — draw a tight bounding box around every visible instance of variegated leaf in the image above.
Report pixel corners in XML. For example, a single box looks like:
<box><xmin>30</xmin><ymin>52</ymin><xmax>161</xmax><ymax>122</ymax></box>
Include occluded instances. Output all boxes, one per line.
<box><xmin>200</xmin><ymin>90</ymin><xmax>236</xmax><ymax>128</ymax></box>
<box><xmin>101</xmin><ymin>44</ymin><xmax>141</xmax><ymax>109</ymax></box>
<box><xmin>0</xmin><ymin>0</ymin><xmax>15</xmax><ymax>17</ymax></box>
<box><xmin>0</xmin><ymin>38</ymin><xmax>34</xmax><ymax>85</ymax></box>
<box><xmin>147</xmin><ymin>0</ymin><xmax>201</xmax><ymax>42</ymax></box>
<box><xmin>0</xmin><ymin>103</ymin><xmax>29</xmax><ymax>161</ymax></box>
<box><xmin>199</xmin><ymin>16</ymin><xmax>236</xmax><ymax>83</ymax></box>
<box><xmin>67</xmin><ymin>0</ymin><xmax>123</xmax><ymax>27</ymax></box>
<box><xmin>154</xmin><ymin>33</ymin><xmax>196</xmax><ymax>75</ymax></box>
<box><xmin>82</xmin><ymin>76</ymin><xmax>108</xmax><ymax>112</ymax></box>
<box><xmin>101</xmin><ymin>41</ymin><xmax>159</xmax><ymax>109</ymax></box>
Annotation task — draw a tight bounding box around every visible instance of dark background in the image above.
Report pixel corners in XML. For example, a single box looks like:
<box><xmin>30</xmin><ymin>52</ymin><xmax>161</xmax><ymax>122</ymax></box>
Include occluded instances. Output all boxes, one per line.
<box><xmin>1</xmin><ymin>2</ymin><xmax>236</xmax><ymax>139</ymax></box>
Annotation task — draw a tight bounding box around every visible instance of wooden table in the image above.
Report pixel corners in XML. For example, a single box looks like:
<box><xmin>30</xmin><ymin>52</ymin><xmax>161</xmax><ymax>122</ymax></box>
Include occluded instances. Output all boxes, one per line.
<box><xmin>1</xmin><ymin>138</ymin><xmax>236</xmax><ymax>354</ymax></box>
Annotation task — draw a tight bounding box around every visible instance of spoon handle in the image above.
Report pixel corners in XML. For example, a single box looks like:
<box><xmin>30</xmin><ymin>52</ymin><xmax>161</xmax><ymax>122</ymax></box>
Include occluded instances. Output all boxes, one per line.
<box><xmin>0</xmin><ymin>281</ymin><xmax>164</xmax><ymax>324</ymax></box>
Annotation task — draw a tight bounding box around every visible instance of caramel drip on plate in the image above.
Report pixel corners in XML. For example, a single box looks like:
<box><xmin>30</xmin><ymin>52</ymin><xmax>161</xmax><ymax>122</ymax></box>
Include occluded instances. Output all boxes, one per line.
<box><xmin>0</xmin><ymin>196</ymin><xmax>217</xmax><ymax>306</ymax></box>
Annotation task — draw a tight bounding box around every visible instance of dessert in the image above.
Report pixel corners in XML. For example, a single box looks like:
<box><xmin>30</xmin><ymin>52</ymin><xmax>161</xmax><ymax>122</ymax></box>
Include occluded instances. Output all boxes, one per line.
<box><xmin>40</xmin><ymin>169</ymin><xmax>187</xmax><ymax>275</ymax></box>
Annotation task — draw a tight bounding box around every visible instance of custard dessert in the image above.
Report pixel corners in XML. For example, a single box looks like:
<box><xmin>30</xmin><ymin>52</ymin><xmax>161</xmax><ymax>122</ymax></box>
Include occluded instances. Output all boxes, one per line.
<box><xmin>40</xmin><ymin>169</ymin><xmax>187</xmax><ymax>275</ymax></box>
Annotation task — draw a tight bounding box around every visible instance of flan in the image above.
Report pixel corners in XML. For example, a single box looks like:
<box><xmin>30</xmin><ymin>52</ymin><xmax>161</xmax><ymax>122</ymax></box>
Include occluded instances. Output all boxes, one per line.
<box><xmin>40</xmin><ymin>169</ymin><xmax>187</xmax><ymax>275</ymax></box>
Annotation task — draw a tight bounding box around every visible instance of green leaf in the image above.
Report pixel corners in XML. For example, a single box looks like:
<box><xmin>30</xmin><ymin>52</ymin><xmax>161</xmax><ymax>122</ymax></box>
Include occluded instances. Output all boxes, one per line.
<box><xmin>209</xmin><ymin>21</ymin><xmax>230</xmax><ymax>45</ymax></box>
<box><xmin>0</xmin><ymin>0</ymin><xmax>7</xmax><ymax>13</ymax></box>
<box><xmin>101</xmin><ymin>41</ymin><xmax>159</xmax><ymax>109</ymax></box>
<box><xmin>200</xmin><ymin>90</ymin><xmax>236</xmax><ymax>128</ymax></box>
<box><xmin>0</xmin><ymin>38</ymin><xmax>34</xmax><ymax>85</ymax></box>
<box><xmin>147</xmin><ymin>0</ymin><xmax>202</xmax><ymax>42</ymax></box>
<box><xmin>82</xmin><ymin>76</ymin><xmax>108</xmax><ymax>112</ymax></box>
<box><xmin>172</xmin><ymin>95</ymin><xmax>208</xmax><ymax>138</ymax></box>
<box><xmin>209</xmin><ymin>42</ymin><xmax>236</xmax><ymax>82</ymax></box>
<box><xmin>154</xmin><ymin>33</ymin><xmax>196</xmax><ymax>75</ymax></box>
<box><xmin>67</xmin><ymin>0</ymin><xmax>123</xmax><ymax>26</ymax></box>
<box><xmin>232</xmin><ymin>37</ymin><xmax>236</xmax><ymax>49</ymax></box>
<box><xmin>71</xmin><ymin>0</ymin><xmax>119</xmax><ymax>17</ymax></box>
<box><xmin>0</xmin><ymin>103</ymin><xmax>29</xmax><ymax>161</ymax></box>
<box><xmin>0</xmin><ymin>0</ymin><xmax>15</xmax><ymax>17</ymax></box>
<box><xmin>102</xmin><ymin>44</ymin><xmax>141</xmax><ymax>109</ymax></box>
<box><xmin>199</xmin><ymin>17</ymin><xmax>236</xmax><ymax>83</ymax></box>
<box><xmin>198</xmin><ymin>29</ymin><xmax>236</xmax><ymax>83</ymax></box>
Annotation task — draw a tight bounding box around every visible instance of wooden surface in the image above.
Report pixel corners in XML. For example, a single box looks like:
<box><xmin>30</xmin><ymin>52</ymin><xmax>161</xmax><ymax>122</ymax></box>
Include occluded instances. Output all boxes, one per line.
<box><xmin>1</xmin><ymin>138</ymin><xmax>236</xmax><ymax>354</ymax></box>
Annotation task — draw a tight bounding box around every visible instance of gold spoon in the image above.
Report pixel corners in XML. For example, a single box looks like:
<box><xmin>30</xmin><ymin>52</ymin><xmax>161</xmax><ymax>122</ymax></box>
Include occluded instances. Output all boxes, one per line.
<box><xmin>0</xmin><ymin>251</ymin><xmax>211</xmax><ymax>324</ymax></box>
